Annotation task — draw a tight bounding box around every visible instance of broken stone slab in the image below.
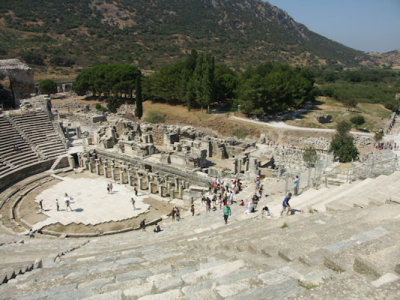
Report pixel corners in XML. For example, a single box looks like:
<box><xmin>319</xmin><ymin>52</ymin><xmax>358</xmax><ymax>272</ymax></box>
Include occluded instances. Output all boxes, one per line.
<box><xmin>182</xmin><ymin>260</ymin><xmax>245</xmax><ymax>284</ymax></box>
<box><xmin>216</xmin><ymin>278</ymin><xmax>253</xmax><ymax>298</ymax></box>
<box><xmin>371</xmin><ymin>273</ymin><xmax>400</xmax><ymax>288</ymax></box>
<box><xmin>123</xmin><ymin>281</ymin><xmax>153</xmax><ymax>298</ymax></box>
<box><xmin>115</xmin><ymin>269</ymin><xmax>152</xmax><ymax>282</ymax></box>
<box><xmin>324</xmin><ymin>255</ymin><xmax>346</xmax><ymax>273</ymax></box>
<box><xmin>278</xmin><ymin>248</ymin><xmax>295</xmax><ymax>262</ymax></box>
<box><xmin>82</xmin><ymin>290</ymin><xmax>122</xmax><ymax>300</ymax></box>
<box><xmin>325</xmin><ymin>239</ymin><xmax>355</xmax><ymax>255</ymax></box>
<box><xmin>350</xmin><ymin>227</ymin><xmax>388</xmax><ymax>244</ymax></box>
<box><xmin>181</xmin><ymin>280</ymin><xmax>215</xmax><ymax>300</ymax></box>
<box><xmin>226</xmin><ymin>279</ymin><xmax>300</xmax><ymax>300</ymax></box>
<box><xmin>395</xmin><ymin>263</ymin><xmax>400</xmax><ymax>275</ymax></box>
<box><xmin>353</xmin><ymin>256</ymin><xmax>381</xmax><ymax>279</ymax></box>
<box><xmin>137</xmin><ymin>288</ymin><xmax>182</xmax><ymax>300</ymax></box>
<box><xmin>34</xmin><ymin>258</ymin><xmax>43</xmax><ymax>269</ymax></box>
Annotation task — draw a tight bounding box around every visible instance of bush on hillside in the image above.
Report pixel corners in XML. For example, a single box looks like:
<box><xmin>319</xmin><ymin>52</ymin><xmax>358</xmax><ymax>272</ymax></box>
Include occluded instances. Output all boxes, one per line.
<box><xmin>233</xmin><ymin>128</ymin><xmax>248</xmax><ymax>140</ymax></box>
<box><xmin>39</xmin><ymin>79</ymin><xmax>57</xmax><ymax>95</ymax></box>
<box><xmin>303</xmin><ymin>146</ymin><xmax>318</xmax><ymax>167</ymax></box>
<box><xmin>95</xmin><ymin>103</ymin><xmax>108</xmax><ymax>113</ymax></box>
<box><xmin>350</xmin><ymin>115</ymin><xmax>365</xmax><ymax>125</ymax></box>
<box><xmin>143</xmin><ymin>111</ymin><xmax>165</xmax><ymax>123</ymax></box>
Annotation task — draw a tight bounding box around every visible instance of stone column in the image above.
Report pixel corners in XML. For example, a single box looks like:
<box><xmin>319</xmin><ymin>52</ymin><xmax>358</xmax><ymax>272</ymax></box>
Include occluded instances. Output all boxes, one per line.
<box><xmin>149</xmin><ymin>182</ymin><xmax>155</xmax><ymax>194</ymax></box>
<box><xmin>170</xmin><ymin>189</ymin><xmax>174</xmax><ymax>200</ymax></box>
<box><xmin>111</xmin><ymin>162</ymin><xmax>116</xmax><ymax>181</ymax></box>
<box><xmin>103</xmin><ymin>160</ymin><xmax>108</xmax><ymax>178</ymax></box>
<box><xmin>178</xmin><ymin>184</ymin><xmax>183</xmax><ymax>199</ymax></box>
<box><xmin>245</xmin><ymin>159</ymin><xmax>249</xmax><ymax>172</ymax></box>
<box><xmin>76</xmin><ymin>126</ymin><xmax>82</xmax><ymax>139</ymax></box>
<box><xmin>120</xmin><ymin>167</ymin><xmax>125</xmax><ymax>184</ymax></box>
<box><xmin>248</xmin><ymin>157</ymin><xmax>259</xmax><ymax>179</ymax></box>
<box><xmin>127</xmin><ymin>169</ymin><xmax>132</xmax><ymax>186</ymax></box>
<box><xmin>158</xmin><ymin>184</ymin><xmax>163</xmax><ymax>197</ymax></box>
<box><xmin>68</xmin><ymin>155</ymin><xmax>76</xmax><ymax>169</ymax></box>
<box><xmin>234</xmin><ymin>158</ymin><xmax>239</xmax><ymax>174</ymax></box>
<box><xmin>88</xmin><ymin>159</ymin><xmax>93</xmax><ymax>173</ymax></box>
<box><xmin>166</xmin><ymin>181</ymin><xmax>171</xmax><ymax>191</ymax></box>
<box><xmin>138</xmin><ymin>177</ymin><xmax>143</xmax><ymax>190</ymax></box>
<box><xmin>95</xmin><ymin>159</ymin><xmax>100</xmax><ymax>175</ymax></box>
<box><xmin>174</xmin><ymin>177</ymin><xmax>179</xmax><ymax>191</ymax></box>
<box><xmin>146</xmin><ymin>175</ymin><xmax>151</xmax><ymax>190</ymax></box>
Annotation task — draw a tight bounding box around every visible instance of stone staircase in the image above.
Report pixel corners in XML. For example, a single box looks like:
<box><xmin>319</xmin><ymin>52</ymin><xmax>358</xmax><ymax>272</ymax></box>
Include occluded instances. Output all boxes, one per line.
<box><xmin>10</xmin><ymin>112</ymin><xmax>67</xmax><ymax>160</ymax></box>
<box><xmin>0</xmin><ymin>116</ymin><xmax>40</xmax><ymax>176</ymax></box>
<box><xmin>292</xmin><ymin>171</ymin><xmax>400</xmax><ymax>213</ymax></box>
<box><xmin>1</xmin><ymin>199</ymin><xmax>399</xmax><ymax>299</ymax></box>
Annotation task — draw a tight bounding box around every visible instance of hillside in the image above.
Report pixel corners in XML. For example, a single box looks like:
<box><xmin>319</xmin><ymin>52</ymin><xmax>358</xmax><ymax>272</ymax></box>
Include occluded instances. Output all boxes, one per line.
<box><xmin>0</xmin><ymin>0</ymin><xmax>377</xmax><ymax>72</ymax></box>
<box><xmin>368</xmin><ymin>49</ymin><xmax>400</xmax><ymax>70</ymax></box>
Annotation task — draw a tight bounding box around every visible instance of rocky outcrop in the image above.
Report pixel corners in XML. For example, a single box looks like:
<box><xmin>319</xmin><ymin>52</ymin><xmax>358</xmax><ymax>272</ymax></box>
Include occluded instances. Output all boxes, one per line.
<box><xmin>0</xmin><ymin>59</ymin><xmax>34</xmax><ymax>106</ymax></box>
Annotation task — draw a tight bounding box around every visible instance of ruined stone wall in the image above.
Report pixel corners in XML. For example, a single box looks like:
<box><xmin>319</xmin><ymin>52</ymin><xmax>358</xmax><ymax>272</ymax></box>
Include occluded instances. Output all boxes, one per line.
<box><xmin>151</xmin><ymin>127</ymin><xmax>164</xmax><ymax>146</ymax></box>
<box><xmin>0</xmin><ymin>59</ymin><xmax>34</xmax><ymax>106</ymax></box>
<box><xmin>0</xmin><ymin>160</ymin><xmax>55</xmax><ymax>192</ymax></box>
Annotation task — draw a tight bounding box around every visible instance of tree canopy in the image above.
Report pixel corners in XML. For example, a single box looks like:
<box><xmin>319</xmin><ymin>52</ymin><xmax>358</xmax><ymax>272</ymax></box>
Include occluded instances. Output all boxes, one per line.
<box><xmin>73</xmin><ymin>64</ymin><xmax>141</xmax><ymax>99</ymax></box>
<box><xmin>39</xmin><ymin>79</ymin><xmax>57</xmax><ymax>95</ymax></box>
<box><xmin>237</xmin><ymin>63</ymin><xmax>316</xmax><ymax>115</ymax></box>
<box><xmin>329</xmin><ymin>120</ymin><xmax>359</xmax><ymax>162</ymax></box>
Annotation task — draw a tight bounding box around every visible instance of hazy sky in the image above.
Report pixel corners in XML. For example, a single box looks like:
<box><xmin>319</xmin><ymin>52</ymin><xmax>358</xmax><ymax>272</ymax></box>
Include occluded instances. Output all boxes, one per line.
<box><xmin>267</xmin><ymin>0</ymin><xmax>400</xmax><ymax>53</ymax></box>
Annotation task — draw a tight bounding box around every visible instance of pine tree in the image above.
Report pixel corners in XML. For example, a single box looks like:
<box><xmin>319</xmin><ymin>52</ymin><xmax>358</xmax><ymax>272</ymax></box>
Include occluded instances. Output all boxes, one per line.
<box><xmin>135</xmin><ymin>75</ymin><xmax>143</xmax><ymax>119</ymax></box>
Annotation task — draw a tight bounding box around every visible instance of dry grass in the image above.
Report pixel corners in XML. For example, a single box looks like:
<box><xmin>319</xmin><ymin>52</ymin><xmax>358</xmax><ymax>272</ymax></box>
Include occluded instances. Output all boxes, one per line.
<box><xmin>286</xmin><ymin>96</ymin><xmax>391</xmax><ymax>132</ymax></box>
<box><xmin>142</xmin><ymin>101</ymin><xmax>264</xmax><ymax>138</ymax></box>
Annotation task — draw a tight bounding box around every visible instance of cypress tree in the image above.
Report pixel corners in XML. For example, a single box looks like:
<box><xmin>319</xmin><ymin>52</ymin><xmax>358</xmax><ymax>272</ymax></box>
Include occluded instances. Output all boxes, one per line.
<box><xmin>135</xmin><ymin>75</ymin><xmax>143</xmax><ymax>119</ymax></box>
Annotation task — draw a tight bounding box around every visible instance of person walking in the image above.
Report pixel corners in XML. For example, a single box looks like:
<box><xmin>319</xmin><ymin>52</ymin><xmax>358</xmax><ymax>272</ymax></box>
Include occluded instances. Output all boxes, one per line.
<box><xmin>65</xmin><ymin>198</ymin><xmax>72</xmax><ymax>212</ymax></box>
<box><xmin>280</xmin><ymin>192</ymin><xmax>292</xmax><ymax>216</ymax></box>
<box><xmin>56</xmin><ymin>199</ymin><xmax>59</xmax><ymax>211</ymax></box>
<box><xmin>171</xmin><ymin>207</ymin><xmax>176</xmax><ymax>220</ymax></box>
<box><xmin>140</xmin><ymin>219</ymin><xmax>146</xmax><ymax>230</ymax></box>
<box><xmin>223</xmin><ymin>203</ymin><xmax>231</xmax><ymax>224</ymax></box>
<box><xmin>39</xmin><ymin>200</ymin><xmax>44</xmax><ymax>212</ymax></box>
<box><xmin>134</xmin><ymin>185</ymin><xmax>138</xmax><ymax>196</ymax></box>
<box><xmin>190</xmin><ymin>204</ymin><xmax>195</xmax><ymax>216</ymax></box>
<box><xmin>109</xmin><ymin>183</ymin><xmax>113</xmax><ymax>194</ymax></box>
<box><xmin>131</xmin><ymin>197</ymin><xmax>136</xmax><ymax>210</ymax></box>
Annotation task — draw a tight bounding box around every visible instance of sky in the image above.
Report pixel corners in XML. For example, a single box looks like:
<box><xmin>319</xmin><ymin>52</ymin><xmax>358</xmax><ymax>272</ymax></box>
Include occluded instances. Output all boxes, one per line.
<box><xmin>267</xmin><ymin>0</ymin><xmax>400</xmax><ymax>53</ymax></box>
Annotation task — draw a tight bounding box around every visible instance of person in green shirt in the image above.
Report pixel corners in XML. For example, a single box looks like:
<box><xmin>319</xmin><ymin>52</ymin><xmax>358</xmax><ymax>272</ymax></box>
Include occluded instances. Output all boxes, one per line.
<box><xmin>223</xmin><ymin>203</ymin><xmax>231</xmax><ymax>224</ymax></box>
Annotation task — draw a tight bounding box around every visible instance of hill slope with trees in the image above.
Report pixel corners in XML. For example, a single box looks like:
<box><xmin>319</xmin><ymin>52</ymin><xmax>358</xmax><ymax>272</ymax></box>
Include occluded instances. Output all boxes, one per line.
<box><xmin>0</xmin><ymin>0</ymin><xmax>378</xmax><ymax>71</ymax></box>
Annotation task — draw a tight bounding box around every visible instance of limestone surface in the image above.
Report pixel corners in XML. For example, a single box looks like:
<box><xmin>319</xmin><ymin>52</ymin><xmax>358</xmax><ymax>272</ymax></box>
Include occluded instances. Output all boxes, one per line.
<box><xmin>32</xmin><ymin>176</ymin><xmax>150</xmax><ymax>230</ymax></box>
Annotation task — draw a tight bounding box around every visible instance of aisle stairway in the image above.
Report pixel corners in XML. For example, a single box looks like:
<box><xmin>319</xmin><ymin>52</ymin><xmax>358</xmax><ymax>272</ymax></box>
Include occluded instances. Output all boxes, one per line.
<box><xmin>0</xmin><ymin>116</ymin><xmax>40</xmax><ymax>175</ymax></box>
<box><xmin>292</xmin><ymin>171</ymin><xmax>400</xmax><ymax>213</ymax></box>
<box><xmin>10</xmin><ymin>112</ymin><xmax>67</xmax><ymax>160</ymax></box>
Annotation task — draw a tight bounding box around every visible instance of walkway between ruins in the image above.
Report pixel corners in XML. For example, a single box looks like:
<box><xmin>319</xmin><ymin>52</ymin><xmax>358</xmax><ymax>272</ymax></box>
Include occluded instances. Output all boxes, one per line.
<box><xmin>231</xmin><ymin>116</ymin><xmax>374</xmax><ymax>136</ymax></box>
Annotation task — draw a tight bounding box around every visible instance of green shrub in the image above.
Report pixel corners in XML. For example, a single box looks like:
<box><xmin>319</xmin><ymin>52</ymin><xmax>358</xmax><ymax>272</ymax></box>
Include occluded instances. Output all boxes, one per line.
<box><xmin>233</xmin><ymin>128</ymin><xmax>248</xmax><ymax>139</ymax></box>
<box><xmin>39</xmin><ymin>79</ymin><xmax>57</xmax><ymax>95</ymax></box>
<box><xmin>384</xmin><ymin>102</ymin><xmax>399</xmax><ymax>112</ymax></box>
<box><xmin>95</xmin><ymin>103</ymin><xmax>108</xmax><ymax>113</ymax></box>
<box><xmin>329</xmin><ymin>120</ymin><xmax>359</xmax><ymax>162</ymax></box>
<box><xmin>350</xmin><ymin>115</ymin><xmax>365</xmax><ymax>125</ymax></box>
<box><xmin>303</xmin><ymin>146</ymin><xmax>318</xmax><ymax>167</ymax></box>
<box><xmin>106</xmin><ymin>97</ymin><xmax>121</xmax><ymax>113</ymax></box>
<box><xmin>143</xmin><ymin>111</ymin><xmax>166</xmax><ymax>123</ymax></box>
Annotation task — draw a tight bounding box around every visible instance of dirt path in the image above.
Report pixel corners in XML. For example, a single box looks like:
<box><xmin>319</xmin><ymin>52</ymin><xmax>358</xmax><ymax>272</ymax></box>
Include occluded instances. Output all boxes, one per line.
<box><xmin>230</xmin><ymin>116</ymin><xmax>374</xmax><ymax>137</ymax></box>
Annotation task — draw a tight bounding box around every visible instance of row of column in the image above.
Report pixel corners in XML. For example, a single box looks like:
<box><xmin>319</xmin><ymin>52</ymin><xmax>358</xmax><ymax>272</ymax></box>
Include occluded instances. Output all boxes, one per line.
<box><xmin>85</xmin><ymin>156</ymin><xmax>186</xmax><ymax>199</ymax></box>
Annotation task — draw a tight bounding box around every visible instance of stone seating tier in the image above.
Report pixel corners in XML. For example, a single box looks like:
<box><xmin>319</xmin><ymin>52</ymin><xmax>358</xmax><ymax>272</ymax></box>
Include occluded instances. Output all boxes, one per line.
<box><xmin>0</xmin><ymin>203</ymin><xmax>399</xmax><ymax>299</ymax></box>
<box><xmin>0</xmin><ymin>116</ymin><xmax>40</xmax><ymax>173</ymax></box>
<box><xmin>9</xmin><ymin>112</ymin><xmax>67</xmax><ymax>161</ymax></box>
